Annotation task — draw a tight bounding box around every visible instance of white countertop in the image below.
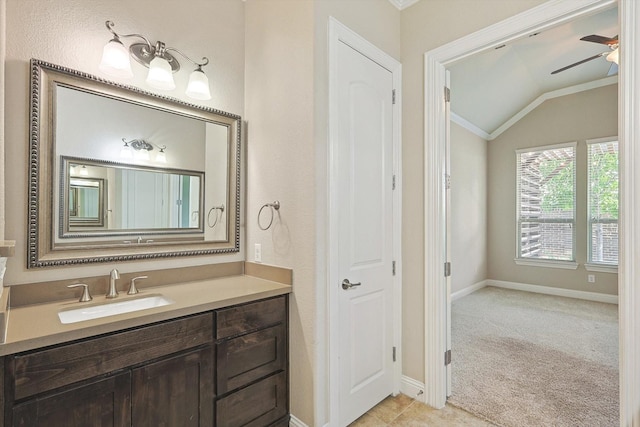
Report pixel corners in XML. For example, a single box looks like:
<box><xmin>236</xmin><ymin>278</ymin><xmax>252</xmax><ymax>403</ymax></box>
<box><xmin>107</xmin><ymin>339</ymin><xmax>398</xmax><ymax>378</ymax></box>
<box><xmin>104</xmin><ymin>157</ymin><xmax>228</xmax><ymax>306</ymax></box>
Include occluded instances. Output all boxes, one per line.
<box><xmin>1</xmin><ymin>274</ymin><xmax>291</xmax><ymax>356</ymax></box>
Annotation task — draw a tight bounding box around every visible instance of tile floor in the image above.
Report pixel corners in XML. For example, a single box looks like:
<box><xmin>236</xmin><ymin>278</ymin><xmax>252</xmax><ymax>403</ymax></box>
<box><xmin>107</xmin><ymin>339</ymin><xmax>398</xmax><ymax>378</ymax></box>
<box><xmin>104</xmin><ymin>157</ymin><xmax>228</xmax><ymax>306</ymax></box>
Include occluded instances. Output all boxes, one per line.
<box><xmin>349</xmin><ymin>394</ymin><xmax>496</xmax><ymax>426</ymax></box>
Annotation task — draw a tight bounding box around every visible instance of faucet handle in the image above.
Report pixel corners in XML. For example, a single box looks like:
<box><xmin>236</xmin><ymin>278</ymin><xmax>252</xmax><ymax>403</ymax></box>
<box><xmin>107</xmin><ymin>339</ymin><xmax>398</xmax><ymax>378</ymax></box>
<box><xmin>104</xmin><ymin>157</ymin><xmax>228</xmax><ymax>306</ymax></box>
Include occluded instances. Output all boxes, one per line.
<box><xmin>67</xmin><ymin>284</ymin><xmax>92</xmax><ymax>302</ymax></box>
<box><xmin>128</xmin><ymin>276</ymin><xmax>148</xmax><ymax>295</ymax></box>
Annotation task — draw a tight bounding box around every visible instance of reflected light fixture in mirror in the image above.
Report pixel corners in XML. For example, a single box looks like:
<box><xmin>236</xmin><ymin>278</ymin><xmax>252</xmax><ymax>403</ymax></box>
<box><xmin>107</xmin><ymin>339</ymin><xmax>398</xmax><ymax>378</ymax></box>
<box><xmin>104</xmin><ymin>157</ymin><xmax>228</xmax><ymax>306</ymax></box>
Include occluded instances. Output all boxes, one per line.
<box><xmin>121</xmin><ymin>138</ymin><xmax>167</xmax><ymax>163</ymax></box>
<box><xmin>99</xmin><ymin>21</ymin><xmax>211</xmax><ymax>100</ymax></box>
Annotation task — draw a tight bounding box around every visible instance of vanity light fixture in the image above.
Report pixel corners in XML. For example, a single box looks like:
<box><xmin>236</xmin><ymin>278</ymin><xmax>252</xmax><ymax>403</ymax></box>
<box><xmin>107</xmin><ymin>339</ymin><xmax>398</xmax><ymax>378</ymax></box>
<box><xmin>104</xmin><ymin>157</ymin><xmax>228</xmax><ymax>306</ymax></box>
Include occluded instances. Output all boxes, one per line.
<box><xmin>99</xmin><ymin>21</ymin><xmax>212</xmax><ymax>100</ymax></box>
<box><xmin>121</xmin><ymin>138</ymin><xmax>167</xmax><ymax>163</ymax></box>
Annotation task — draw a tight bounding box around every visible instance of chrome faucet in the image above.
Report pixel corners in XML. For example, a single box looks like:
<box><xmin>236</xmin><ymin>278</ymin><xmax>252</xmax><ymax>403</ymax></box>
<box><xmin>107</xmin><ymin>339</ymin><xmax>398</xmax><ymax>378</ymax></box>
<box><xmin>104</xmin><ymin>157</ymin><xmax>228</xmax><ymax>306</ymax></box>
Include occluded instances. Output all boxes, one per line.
<box><xmin>107</xmin><ymin>268</ymin><xmax>120</xmax><ymax>298</ymax></box>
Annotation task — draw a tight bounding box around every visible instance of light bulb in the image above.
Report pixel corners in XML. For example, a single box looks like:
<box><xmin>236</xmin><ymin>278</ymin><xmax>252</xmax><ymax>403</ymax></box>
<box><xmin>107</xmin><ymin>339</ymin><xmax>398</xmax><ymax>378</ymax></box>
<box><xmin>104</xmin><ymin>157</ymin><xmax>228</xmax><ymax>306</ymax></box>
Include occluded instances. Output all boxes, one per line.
<box><xmin>135</xmin><ymin>149</ymin><xmax>150</xmax><ymax>161</ymax></box>
<box><xmin>156</xmin><ymin>149</ymin><xmax>167</xmax><ymax>163</ymax></box>
<box><xmin>120</xmin><ymin>144</ymin><xmax>132</xmax><ymax>159</ymax></box>
<box><xmin>99</xmin><ymin>39</ymin><xmax>134</xmax><ymax>79</ymax></box>
<box><xmin>606</xmin><ymin>48</ymin><xmax>619</xmax><ymax>65</ymax></box>
<box><xmin>146</xmin><ymin>56</ymin><xmax>176</xmax><ymax>90</ymax></box>
<box><xmin>185</xmin><ymin>68</ymin><xmax>211</xmax><ymax>100</ymax></box>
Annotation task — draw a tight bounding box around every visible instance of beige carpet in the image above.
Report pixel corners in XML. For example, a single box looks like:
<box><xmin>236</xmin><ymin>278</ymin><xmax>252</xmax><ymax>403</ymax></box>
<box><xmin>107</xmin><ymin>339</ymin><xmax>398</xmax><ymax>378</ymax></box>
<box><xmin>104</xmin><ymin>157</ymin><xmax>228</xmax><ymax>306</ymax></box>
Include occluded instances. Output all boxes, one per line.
<box><xmin>449</xmin><ymin>286</ymin><xmax>619</xmax><ymax>427</ymax></box>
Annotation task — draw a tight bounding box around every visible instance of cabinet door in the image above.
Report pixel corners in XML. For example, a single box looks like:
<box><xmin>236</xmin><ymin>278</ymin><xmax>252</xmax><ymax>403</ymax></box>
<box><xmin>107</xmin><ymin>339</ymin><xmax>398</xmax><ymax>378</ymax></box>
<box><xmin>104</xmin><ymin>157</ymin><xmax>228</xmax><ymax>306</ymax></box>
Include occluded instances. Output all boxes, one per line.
<box><xmin>132</xmin><ymin>347</ymin><xmax>213</xmax><ymax>427</ymax></box>
<box><xmin>12</xmin><ymin>372</ymin><xmax>130</xmax><ymax>427</ymax></box>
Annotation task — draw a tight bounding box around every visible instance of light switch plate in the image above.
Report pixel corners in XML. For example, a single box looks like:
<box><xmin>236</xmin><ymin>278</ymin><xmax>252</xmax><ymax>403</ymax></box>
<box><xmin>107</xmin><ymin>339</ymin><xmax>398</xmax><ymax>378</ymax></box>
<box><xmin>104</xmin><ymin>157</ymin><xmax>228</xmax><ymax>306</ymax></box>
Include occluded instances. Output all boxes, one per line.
<box><xmin>254</xmin><ymin>243</ymin><xmax>262</xmax><ymax>263</ymax></box>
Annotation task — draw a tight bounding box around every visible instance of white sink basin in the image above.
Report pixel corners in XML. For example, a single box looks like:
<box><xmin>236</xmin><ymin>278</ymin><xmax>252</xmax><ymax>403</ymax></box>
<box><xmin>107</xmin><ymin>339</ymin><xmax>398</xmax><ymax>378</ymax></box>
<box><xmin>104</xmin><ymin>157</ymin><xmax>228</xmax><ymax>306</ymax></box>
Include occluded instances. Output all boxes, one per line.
<box><xmin>58</xmin><ymin>295</ymin><xmax>174</xmax><ymax>324</ymax></box>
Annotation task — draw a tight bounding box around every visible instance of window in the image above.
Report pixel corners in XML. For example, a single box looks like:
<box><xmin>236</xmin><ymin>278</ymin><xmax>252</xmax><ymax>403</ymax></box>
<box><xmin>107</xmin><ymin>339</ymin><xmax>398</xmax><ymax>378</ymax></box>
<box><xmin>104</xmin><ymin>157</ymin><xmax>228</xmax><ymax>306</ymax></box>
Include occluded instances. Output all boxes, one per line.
<box><xmin>587</xmin><ymin>139</ymin><xmax>619</xmax><ymax>266</ymax></box>
<box><xmin>516</xmin><ymin>143</ymin><xmax>576</xmax><ymax>262</ymax></box>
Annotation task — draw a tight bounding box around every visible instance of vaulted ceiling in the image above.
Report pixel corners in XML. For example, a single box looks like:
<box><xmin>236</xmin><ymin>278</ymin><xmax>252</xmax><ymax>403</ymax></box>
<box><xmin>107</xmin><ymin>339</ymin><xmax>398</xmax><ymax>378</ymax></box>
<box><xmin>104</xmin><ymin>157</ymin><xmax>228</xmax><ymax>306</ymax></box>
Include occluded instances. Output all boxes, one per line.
<box><xmin>448</xmin><ymin>6</ymin><xmax>618</xmax><ymax>140</ymax></box>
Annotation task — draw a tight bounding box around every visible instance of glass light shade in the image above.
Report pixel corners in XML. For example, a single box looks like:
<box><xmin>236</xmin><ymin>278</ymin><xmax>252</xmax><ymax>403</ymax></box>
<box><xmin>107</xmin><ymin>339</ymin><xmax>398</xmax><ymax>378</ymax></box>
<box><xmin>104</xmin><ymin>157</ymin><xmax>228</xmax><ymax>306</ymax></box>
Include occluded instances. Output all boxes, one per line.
<box><xmin>79</xmin><ymin>166</ymin><xmax>89</xmax><ymax>176</ymax></box>
<box><xmin>135</xmin><ymin>149</ymin><xmax>150</xmax><ymax>161</ymax></box>
<box><xmin>120</xmin><ymin>144</ymin><xmax>133</xmax><ymax>159</ymax></box>
<box><xmin>185</xmin><ymin>69</ymin><xmax>212</xmax><ymax>100</ymax></box>
<box><xmin>99</xmin><ymin>39</ymin><xmax>134</xmax><ymax>79</ymax></box>
<box><xmin>146</xmin><ymin>56</ymin><xmax>176</xmax><ymax>90</ymax></box>
<box><xmin>69</xmin><ymin>165</ymin><xmax>77</xmax><ymax>176</ymax></box>
<box><xmin>606</xmin><ymin>48</ymin><xmax>619</xmax><ymax>65</ymax></box>
<box><xmin>156</xmin><ymin>150</ymin><xmax>167</xmax><ymax>163</ymax></box>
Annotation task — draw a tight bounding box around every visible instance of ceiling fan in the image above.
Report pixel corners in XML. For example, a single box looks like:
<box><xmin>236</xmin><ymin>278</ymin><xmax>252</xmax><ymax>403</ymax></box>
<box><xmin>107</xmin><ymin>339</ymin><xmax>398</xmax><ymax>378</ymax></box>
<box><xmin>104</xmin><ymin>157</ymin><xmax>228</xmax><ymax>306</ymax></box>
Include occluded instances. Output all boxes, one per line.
<box><xmin>551</xmin><ymin>34</ymin><xmax>619</xmax><ymax>75</ymax></box>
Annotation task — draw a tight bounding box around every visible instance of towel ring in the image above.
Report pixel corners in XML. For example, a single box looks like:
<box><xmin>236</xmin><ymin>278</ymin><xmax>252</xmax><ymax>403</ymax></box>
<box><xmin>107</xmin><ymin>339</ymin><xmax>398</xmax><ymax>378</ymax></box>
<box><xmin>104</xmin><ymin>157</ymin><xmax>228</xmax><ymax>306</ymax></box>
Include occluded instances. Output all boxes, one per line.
<box><xmin>207</xmin><ymin>205</ymin><xmax>225</xmax><ymax>228</ymax></box>
<box><xmin>258</xmin><ymin>201</ymin><xmax>280</xmax><ymax>231</ymax></box>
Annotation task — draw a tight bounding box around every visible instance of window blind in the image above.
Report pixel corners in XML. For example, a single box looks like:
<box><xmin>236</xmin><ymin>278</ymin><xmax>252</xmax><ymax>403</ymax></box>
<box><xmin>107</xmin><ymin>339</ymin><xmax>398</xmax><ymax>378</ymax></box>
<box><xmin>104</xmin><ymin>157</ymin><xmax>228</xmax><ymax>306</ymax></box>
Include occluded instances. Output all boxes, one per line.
<box><xmin>587</xmin><ymin>140</ymin><xmax>619</xmax><ymax>265</ymax></box>
<box><xmin>516</xmin><ymin>144</ymin><xmax>576</xmax><ymax>261</ymax></box>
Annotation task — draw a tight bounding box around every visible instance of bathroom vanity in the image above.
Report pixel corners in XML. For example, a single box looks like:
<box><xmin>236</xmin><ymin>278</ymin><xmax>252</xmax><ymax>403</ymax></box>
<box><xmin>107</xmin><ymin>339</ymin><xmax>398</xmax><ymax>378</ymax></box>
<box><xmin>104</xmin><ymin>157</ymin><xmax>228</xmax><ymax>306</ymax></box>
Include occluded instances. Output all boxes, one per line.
<box><xmin>0</xmin><ymin>268</ymin><xmax>291</xmax><ymax>427</ymax></box>
<box><xmin>0</xmin><ymin>56</ymin><xmax>292</xmax><ymax>426</ymax></box>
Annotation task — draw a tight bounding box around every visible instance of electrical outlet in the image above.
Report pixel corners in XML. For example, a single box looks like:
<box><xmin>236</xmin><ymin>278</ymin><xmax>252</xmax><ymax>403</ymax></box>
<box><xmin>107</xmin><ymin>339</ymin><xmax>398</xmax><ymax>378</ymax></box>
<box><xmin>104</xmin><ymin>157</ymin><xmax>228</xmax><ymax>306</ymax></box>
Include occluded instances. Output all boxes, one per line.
<box><xmin>254</xmin><ymin>243</ymin><xmax>262</xmax><ymax>263</ymax></box>
<box><xmin>588</xmin><ymin>274</ymin><xmax>596</xmax><ymax>283</ymax></box>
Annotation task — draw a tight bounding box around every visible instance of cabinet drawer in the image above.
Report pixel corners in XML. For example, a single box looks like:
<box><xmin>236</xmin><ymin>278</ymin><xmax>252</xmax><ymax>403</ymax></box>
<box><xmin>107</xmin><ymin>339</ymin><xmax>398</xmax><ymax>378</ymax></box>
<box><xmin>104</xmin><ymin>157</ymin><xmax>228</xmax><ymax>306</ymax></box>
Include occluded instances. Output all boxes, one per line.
<box><xmin>215</xmin><ymin>371</ymin><xmax>288</xmax><ymax>427</ymax></box>
<box><xmin>215</xmin><ymin>296</ymin><xmax>286</xmax><ymax>339</ymax></box>
<box><xmin>216</xmin><ymin>323</ymin><xmax>286</xmax><ymax>394</ymax></box>
<box><xmin>10</xmin><ymin>312</ymin><xmax>213</xmax><ymax>400</ymax></box>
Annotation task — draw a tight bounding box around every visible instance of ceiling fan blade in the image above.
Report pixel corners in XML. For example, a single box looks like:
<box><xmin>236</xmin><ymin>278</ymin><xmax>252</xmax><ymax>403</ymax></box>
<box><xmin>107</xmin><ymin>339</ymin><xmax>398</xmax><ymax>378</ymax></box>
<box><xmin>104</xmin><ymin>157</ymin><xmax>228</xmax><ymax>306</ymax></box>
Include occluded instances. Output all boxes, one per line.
<box><xmin>608</xmin><ymin>62</ymin><xmax>619</xmax><ymax>76</ymax></box>
<box><xmin>580</xmin><ymin>34</ymin><xmax>618</xmax><ymax>45</ymax></box>
<box><xmin>551</xmin><ymin>53</ymin><xmax>605</xmax><ymax>75</ymax></box>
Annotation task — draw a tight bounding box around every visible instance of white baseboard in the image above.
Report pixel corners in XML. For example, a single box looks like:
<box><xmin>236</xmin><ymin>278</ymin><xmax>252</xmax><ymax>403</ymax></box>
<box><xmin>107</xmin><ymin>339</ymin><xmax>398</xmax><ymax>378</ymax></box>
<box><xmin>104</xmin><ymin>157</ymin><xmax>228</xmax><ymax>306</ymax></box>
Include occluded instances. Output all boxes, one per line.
<box><xmin>400</xmin><ymin>375</ymin><xmax>426</xmax><ymax>403</ymax></box>
<box><xmin>487</xmin><ymin>279</ymin><xmax>618</xmax><ymax>304</ymax></box>
<box><xmin>289</xmin><ymin>414</ymin><xmax>308</xmax><ymax>427</ymax></box>
<box><xmin>451</xmin><ymin>280</ymin><xmax>487</xmax><ymax>301</ymax></box>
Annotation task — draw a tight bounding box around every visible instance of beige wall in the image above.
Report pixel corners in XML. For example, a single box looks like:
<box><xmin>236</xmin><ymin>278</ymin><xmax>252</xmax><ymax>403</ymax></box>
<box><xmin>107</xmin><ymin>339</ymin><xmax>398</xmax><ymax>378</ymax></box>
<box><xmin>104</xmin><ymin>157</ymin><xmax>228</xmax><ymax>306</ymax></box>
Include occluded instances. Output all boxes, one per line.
<box><xmin>244</xmin><ymin>1</ymin><xmax>316</xmax><ymax>425</ymax></box>
<box><xmin>400</xmin><ymin>0</ymin><xmax>547</xmax><ymax>383</ymax></box>
<box><xmin>3</xmin><ymin>0</ymin><xmax>245</xmax><ymax>284</ymax></box>
<box><xmin>451</xmin><ymin>123</ymin><xmax>487</xmax><ymax>294</ymax></box>
<box><xmin>487</xmin><ymin>85</ymin><xmax>618</xmax><ymax>294</ymax></box>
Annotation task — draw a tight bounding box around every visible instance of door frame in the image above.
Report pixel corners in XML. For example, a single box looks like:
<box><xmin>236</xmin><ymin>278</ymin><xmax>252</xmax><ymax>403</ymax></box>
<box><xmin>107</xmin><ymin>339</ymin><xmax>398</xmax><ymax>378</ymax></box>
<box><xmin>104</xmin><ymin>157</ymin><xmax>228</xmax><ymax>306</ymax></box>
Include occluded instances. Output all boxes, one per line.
<box><xmin>423</xmin><ymin>1</ymin><xmax>640</xmax><ymax>425</ymax></box>
<box><xmin>327</xmin><ymin>17</ymin><xmax>403</xmax><ymax>427</ymax></box>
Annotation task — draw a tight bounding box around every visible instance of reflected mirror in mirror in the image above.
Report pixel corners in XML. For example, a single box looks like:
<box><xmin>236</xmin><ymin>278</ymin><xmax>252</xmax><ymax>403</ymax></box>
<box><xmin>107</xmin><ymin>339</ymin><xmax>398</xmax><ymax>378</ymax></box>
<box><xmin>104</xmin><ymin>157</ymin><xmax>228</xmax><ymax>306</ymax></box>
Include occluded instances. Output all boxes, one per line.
<box><xmin>68</xmin><ymin>176</ymin><xmax>105</xmax><ymax>227</ymax></box>
<box><xmin>28</xmin><ymin>59</ymin><xmax>241</xmax><ymax>268</ymax></box>
<box><xmin>62</xmin><ymin>157</ymin><xmax>204</xmax><ymax>237</ymax></box>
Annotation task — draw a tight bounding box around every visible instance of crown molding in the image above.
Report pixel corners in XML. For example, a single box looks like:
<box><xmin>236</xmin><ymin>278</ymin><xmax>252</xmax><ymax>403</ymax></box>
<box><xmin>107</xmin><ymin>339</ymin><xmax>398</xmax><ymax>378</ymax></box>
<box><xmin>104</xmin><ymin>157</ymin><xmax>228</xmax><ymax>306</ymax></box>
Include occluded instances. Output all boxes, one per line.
<box><xmin>388</xmin><ymin>0</ymin><xmax>421</xmax><ymax>11</ymax></box>
<box><xmin>450</xmin><ymin>112</ymin><xmax>491</xmax><ymax>140</ymax></box>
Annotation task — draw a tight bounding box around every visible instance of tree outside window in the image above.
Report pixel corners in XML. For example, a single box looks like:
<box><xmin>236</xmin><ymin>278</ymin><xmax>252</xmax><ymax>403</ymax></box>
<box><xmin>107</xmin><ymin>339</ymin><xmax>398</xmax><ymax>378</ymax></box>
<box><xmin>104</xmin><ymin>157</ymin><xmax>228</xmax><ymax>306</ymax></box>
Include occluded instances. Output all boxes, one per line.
<box><xmin>517</xmin><ymin>144</ymin><xmax>576</xmax><ymax>261</ymax></box>
<box><xmin>588</xmin><ymin>139</ymin><xmax>619</xmax><ymax>265</ymax></box>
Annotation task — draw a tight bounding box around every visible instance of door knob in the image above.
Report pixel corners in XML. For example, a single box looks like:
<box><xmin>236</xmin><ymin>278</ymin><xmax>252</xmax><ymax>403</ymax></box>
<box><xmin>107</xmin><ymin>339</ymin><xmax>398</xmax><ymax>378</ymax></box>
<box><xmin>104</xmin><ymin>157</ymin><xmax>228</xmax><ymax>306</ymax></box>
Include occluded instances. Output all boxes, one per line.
<box><xmin>342</xmin><ymin>279</ymin><xmax>362</xmax><ymax>290</ymax></box>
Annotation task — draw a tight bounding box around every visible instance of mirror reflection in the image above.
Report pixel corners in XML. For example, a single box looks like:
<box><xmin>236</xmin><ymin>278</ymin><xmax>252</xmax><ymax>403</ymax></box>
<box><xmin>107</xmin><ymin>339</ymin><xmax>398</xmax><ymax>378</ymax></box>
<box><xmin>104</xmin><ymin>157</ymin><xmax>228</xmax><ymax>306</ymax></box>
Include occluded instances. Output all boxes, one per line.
<box><xmin>62</xmin><ymin>157</ymin><xmax>204</xmax><ymax>237</ymax></box>
<box><xmin>68</xmin><ymin>176</ymin><xmax>105</xmax><ymax>227</ymax></box>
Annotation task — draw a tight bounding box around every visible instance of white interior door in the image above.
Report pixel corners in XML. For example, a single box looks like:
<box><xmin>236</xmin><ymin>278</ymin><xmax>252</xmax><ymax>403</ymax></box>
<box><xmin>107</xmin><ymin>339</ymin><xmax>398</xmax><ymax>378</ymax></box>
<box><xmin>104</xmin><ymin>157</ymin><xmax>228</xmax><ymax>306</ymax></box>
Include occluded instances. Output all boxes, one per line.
<box><xmin>336</xmin><ymin>38</ymin><xmax>395</xmax><ymax>426</ymax></box>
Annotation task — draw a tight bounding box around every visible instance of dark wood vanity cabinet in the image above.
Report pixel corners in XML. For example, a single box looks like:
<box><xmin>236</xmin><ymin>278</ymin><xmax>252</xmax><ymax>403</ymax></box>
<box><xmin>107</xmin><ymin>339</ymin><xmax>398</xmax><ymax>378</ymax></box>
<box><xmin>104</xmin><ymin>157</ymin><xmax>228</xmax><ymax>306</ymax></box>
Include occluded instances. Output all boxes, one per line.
<box><xmin>215</xmin><ymin>296</ymin><xmax>289</xmax><ymax>426</ymax></box>
<box><xmin>1</xmin><ymin>295</ymin><xmax>289</xmax><ymax>427</ymax></box>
